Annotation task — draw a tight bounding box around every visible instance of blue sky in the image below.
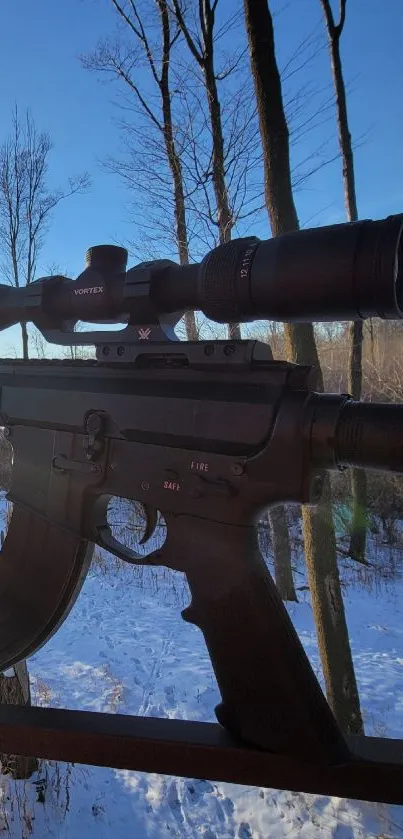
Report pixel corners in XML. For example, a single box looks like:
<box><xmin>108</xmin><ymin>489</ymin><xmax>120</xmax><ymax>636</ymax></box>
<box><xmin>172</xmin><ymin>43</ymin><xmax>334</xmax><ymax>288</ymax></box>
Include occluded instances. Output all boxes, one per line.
<box><xmin>0</xmin><ymin>0</ymin><xmax>402</xmax><ymax>352</ymax></box>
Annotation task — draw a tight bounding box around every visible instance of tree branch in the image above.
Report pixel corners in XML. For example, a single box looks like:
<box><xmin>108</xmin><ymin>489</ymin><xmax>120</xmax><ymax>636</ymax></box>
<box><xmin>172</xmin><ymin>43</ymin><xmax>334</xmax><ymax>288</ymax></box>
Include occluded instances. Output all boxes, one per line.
<box><xmin>111</xmin><ymin>0</ymin><xmax>161</xmax><ymax>85</ymax></box>
<box><xmin>109</xmin><ymin>55</ymin><xmax>163</xmax><ymax>131</ymax></box>
<box><xmin>319</xmin><ymin>0</ymin><xmax>336</xmax><ymax>33</ymax></box>
<box><xmin>171</xmin><ymin>0</ymin><xmax>204</xmax><ymax>65</ymax></box>
<box><xmin>320</xmin><ymin>0</ymin><xmax>347</xmax><ymax>38</ymax></box>
<box><xmin>336</xmin><ymin>0</ymin><xmax>347</xmax><ymax>37</ymax></box>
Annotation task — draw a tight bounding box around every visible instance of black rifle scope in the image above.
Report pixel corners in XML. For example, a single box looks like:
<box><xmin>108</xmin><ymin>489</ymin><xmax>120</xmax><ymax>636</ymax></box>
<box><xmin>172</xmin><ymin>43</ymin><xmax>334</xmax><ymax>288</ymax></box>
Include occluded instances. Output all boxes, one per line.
<box><xmin>0</xmin><ymin>214</ymin><xmax>401</xmax><ymax>330</ymax></box>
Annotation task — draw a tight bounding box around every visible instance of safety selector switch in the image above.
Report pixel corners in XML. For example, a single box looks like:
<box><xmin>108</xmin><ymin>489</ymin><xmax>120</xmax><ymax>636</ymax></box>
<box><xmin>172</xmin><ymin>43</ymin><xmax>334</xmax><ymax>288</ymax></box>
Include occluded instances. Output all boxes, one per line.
<box><xmin>189</xmin><ymin>475</ymin><xmax>236</xmax><ymax>499</ymax></box>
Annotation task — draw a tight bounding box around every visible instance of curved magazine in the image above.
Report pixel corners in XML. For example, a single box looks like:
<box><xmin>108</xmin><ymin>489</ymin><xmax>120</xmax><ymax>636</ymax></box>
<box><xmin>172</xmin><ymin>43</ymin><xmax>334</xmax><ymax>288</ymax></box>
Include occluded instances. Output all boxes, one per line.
<box><xmin>0</xmin><ymin>504</ymin><xmax>93</xmax><ymax>671</ymax></box>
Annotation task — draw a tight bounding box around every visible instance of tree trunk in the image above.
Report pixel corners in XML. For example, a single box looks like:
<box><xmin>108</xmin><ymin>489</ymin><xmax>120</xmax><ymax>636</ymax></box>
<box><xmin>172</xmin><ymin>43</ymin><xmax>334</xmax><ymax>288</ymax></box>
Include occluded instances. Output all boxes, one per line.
<box><xmin>203</xmin><ymin>63</ymin><xmax>233</xmax><ymax>246</ymax></box>
<box><xmin>158</xmin><ymin>0</ymin><xmax>198</xmax><ymax>342</ymax></box>
<box><xmin>202</xmin><ymin>0</ymin><xmax>290</xmax><ymax>573</ymax></box>
<box><xmin>20</xmin><ymin>321</ymin><xmax>29</xmax><ymax>360</ymax></box>
<box><xmin>162</xmin><ymin>80</ymin><xmax>197</xmax><ymax>342</ymax></box>
<box><xmin>301</xmin><ymin>494</ymin><xmax>362</xmax><ymax>733</ymax></box>
<box><xmin>244</xmin><ymin>0</ymin><xmax>363</xmax><ymax>734</ymax></box>
<box><xmin>0</xmin><ymin>663</ymin><xmax>38</xmax><ymax>779</ymax></box>
<box><xmin>269</xmin><ymin>506</ymin><xmax>297</xmax><ymax>601</ymax></box>
<box><xmin>203</xmin><ymin>15</ymin><xmax>241</xmax><ymax>339</ymax></box>
<box><xmin>348</xmin><ymin>319</ymin><xmax>367</xmax><ymax>560</ymax></box>
<box><xmin>347</xmin><ymin>317</ymin><xmax>367</xmax><ymax>560</ymax></box>
<box><xmin>319</xmin><ymin>0</ymin><xmax>367</xmax><ymax>563</ymax></box>
<box><xmin>349</xmin><ymin>466</ymin><xmax>367</xmax><ymax>561</ymax></box>
<box><xmin>172</xmin><ymin>0</ymin><xmax>241</xmax><ymax>339</ymax></box>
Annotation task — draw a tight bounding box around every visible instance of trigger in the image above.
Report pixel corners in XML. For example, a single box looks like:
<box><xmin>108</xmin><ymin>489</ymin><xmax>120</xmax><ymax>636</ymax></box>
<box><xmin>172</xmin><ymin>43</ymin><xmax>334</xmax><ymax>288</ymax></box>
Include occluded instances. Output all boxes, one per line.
<box><xmin>140</xmin><ymin>505</ymin><xmax>159</xmax><ymax>545</ymax></box>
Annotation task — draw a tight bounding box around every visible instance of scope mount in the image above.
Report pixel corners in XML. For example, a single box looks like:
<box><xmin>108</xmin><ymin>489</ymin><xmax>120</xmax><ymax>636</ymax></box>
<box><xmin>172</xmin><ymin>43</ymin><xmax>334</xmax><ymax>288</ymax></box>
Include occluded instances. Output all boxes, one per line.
<box><xmin>41</xmin><ymin>320</ymin><xmax>182</xmax><ymax>363</ymax></box>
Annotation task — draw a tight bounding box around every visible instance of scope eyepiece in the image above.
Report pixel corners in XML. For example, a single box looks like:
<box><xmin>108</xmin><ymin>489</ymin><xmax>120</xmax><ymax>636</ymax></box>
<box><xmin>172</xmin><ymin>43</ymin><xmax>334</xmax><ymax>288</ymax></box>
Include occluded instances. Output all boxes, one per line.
<box><xmin>195</xmin><ymin>214</ymin><xmax>403</xmax><ymax>323</ymax></box>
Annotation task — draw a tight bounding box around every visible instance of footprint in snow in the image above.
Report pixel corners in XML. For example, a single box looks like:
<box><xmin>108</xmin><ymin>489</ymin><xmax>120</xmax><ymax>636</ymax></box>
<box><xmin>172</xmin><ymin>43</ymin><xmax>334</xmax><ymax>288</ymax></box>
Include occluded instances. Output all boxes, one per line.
<box><xmin>168</xmin><ymin>781</ymin><xmax>184</xmax><ymax>824</ymax></box>
<box><xmin>333</xmin><ymin>825</ymin><xmax>354</xmax><ymax>839</ymax></box>
<box><xmin>164</xmin><ymin>685</ymin><xmax>175</xmax><ymax>708</ymax></box>
<box><xmin>184</xmin><ymin>780</ymin><xmax>234</xmax><ymax>832</ymax></box>
<box><xmin>238</xmin><ymin>823</ymin><xmax>252</xmax><ymax>839</ymax></box>
<box><xmin>185</xmin><ymin>779</ymin><xmax>214</xmax><ymax>804</ymax></box>
<box><xmin>221</xmin><ymin>796</ymin><xmax>235</xmax><ymax>817</ymax></box>
<box><xmin>147</xmin><ymin>703</ymin><xmax>166</xmax><ymax>717</ymax></box>
<box><xmin>91</xmin><ymin>611</ymin><xmax>103</xmax><ymax>625</ymax></box>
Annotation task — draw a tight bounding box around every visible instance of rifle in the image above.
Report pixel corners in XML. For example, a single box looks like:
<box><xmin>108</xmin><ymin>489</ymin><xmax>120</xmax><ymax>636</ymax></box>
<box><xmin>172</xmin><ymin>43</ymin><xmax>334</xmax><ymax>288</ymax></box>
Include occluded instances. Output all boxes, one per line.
<box><xmin>0</xmin><ymin>214</ymin><xmax>402</xmax><ymax>802</ymax></box>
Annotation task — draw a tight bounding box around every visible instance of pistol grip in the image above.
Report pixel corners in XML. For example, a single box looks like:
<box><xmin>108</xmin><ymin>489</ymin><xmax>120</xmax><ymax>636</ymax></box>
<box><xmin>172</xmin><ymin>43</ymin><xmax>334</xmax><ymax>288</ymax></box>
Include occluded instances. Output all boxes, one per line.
<box><xmin>164</xmin><ymin>514</ymin><xmax>348</xmax><ymax>763</ymax></box>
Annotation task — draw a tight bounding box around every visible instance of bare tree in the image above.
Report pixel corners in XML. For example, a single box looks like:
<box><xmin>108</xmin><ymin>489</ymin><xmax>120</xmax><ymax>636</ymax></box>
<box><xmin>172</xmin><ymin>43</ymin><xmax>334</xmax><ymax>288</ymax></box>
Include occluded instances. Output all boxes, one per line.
<box><xmin>171</xmin><ymin>0</ymin><xmax>240</xmax><ymax>248</ymax></box>
<box><xmin>175</xmin><ymin>74</ymin><xmax>263</xmax><ymax>257</ymax></box>
<box><xmin>171</xmin><ymin>0</ymin><xmax>247</xmax><ymax>339</ymax></box>
<box><xmin>170</xmin><ymin>0</ymin><xmax>296</xmax><ymax>600</ymax></box>
<box><xmin>82</xmin><ymin>0</ymin><xmax>198</xmax><ymax>340</ymax></box>
<box><xmin>172</xmin><ymin>10</ymin><xmax>337</xmax><ymax>256</ymax></box>
<box><xmin>319</xmin><ymin>0</ymin><xmax>367</xmax><ymax>564</ymax></box>
<box><xmin>269</xmin><ymin>506</ymin><xmax>297</xmax><ymax>601</ymax></box>
<box><xmin>0</xmin><ymin>109</ymin><xmax>89</xmax><ymax>359</ymax></box>
<box><xmin>243</xmin><ymin>0</ymin><xmax>363</xmax><ymax>734</ymax></box>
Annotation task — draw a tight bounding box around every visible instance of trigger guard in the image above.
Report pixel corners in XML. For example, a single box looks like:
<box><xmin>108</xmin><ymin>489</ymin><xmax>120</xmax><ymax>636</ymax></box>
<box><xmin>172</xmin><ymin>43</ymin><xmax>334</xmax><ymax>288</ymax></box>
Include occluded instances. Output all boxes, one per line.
<box><xmin>95</xmin><ymin>524</ymin><xmax>160</xmax><ymax>566</ymax></box>
<box><xmin>91</xmin><ymin>495</ymin><xmax>162</xmax><ymax>565</ymax></box>
<box><xmin>139</xmin><ymin>505</ymin><xmax>159</xmax><ymax>545</ymax></box>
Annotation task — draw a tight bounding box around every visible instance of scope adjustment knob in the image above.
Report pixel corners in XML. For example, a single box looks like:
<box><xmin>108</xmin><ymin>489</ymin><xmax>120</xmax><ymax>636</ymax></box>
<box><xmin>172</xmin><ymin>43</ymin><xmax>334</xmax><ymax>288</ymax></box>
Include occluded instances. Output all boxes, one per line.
<box><xmin>85</xmin><ymin>245</ymin><xmax>128</xmax><ymax>275</ymax></box>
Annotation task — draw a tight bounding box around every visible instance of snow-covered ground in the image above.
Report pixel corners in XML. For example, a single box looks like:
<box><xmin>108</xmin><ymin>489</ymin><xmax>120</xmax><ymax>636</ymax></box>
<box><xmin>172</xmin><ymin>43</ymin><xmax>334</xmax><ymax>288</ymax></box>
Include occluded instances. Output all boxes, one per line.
<box><xmin>1</xmin><ymin>504</ymin><xmax>403</xmax><ymax>838</ymax></box>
